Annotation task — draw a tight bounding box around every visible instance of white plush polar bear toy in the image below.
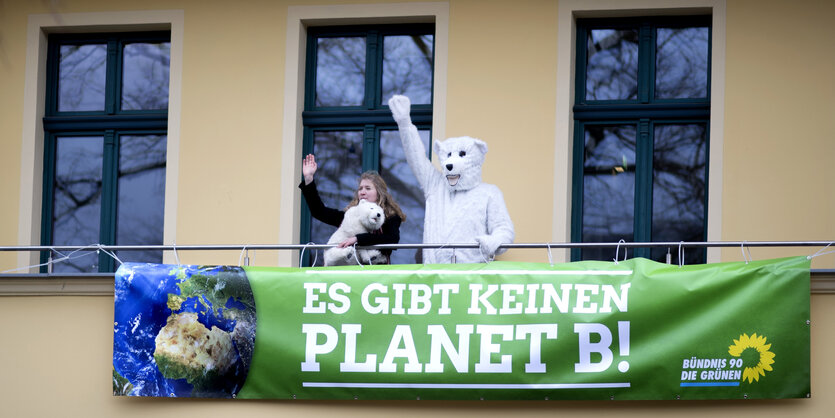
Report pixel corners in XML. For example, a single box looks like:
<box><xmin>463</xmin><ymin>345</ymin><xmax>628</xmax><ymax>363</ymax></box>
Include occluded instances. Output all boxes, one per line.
<box><xmin>388</xmin><ymin>94</ymin><xmax>514</xmax><ymax>263</ymax></box>
<box><xmin>324</xmin><ymin>199</ymin><xmax>386</xmax><ymax>266</ymax></box>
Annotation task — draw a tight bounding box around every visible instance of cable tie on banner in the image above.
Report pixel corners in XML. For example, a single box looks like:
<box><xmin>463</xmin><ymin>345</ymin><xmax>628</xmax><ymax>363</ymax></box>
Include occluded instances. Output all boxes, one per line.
<box><xmin>96</xmin><ymin>244</ymin><xmax>123</xmax><ymax>266</ymax></box>
<box><xmin>350</xmin><ymin>243</ymin><xmax>365</xmax><ymax>267</ymax></box>
<box><xmin>299</xmin><ymin>242</ymin><xmax>318</xmax><ymax>267</ymax></box>
<box><xmin>47</xmin><ymin>248</ymin><xmax>55</xmax><ymax>274</ymax></box>
<box><xmin>1</xmin><ymin>251</ymin><xmax>59</xmax><ymax>274</ymax></box>
<box><xmin>239</xmin><ymin>245</ymin><xmax>249</xmax><ymax>266</ymax></box>
<box><xmin>808</xmin><ymin>241</ymin><xmax>835</xmax><ymax>260</ymax></box>
<box><xmin>9</xmin><ymin>244</ymin><xmax>100</xmax><ymax>274</ymax></box>
<box><xmin>56</xmin><ymin>244</ymin><xmax>96</xmax><ymax>271</ymax></box>
<box><xmin>546</xmin><ymin>243</ymin><xmax>554</xmax><ymax>267</ymax></box>
<box><xmin>172</xmin><ymin>242</ymin><xmax>181</xmax><ymax>266</ymax></box>
<box><xmin>433</xmin><ymin>243</ymin><xmax>449</xmax><ymax>265</ymax></box>
<box><xmin>478</xmin><ymin>242</ymin><xmax>492</xmax><ymax>264</ymax></box>
<box><xmin>678</xmin><ymin>241</ymin><xmax>685</xmax><ymax>268</ymax></box>
<box><xmin>741</xmin><ymin>240</ymin><xmax>752</xmax><ymax>264</ymax></box>
<box><xmin>613</xmin><ymin>239</ymin><xmax>626</xmax><ymax>265</ymax></box>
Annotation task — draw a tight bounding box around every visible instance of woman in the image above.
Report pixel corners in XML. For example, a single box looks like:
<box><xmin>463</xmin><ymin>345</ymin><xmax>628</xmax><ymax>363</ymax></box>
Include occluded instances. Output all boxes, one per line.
<box><xmin>299</xmin><ymin>154</ymin><xmax>406</xmax><ymax>264</ymax></box>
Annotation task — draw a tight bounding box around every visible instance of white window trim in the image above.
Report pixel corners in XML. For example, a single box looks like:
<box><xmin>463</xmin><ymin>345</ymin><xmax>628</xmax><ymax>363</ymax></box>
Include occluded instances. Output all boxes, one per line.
<box><xmin>553</xmin><ymin>0</ymin><xmax>726</xmax><ymax>263</ymax></box>
<box><xmin>18</xmin><ymin>10</ymin><xmax>184</xmax><ymax>271</ymax></box>
<box><xmin>278</xmin><ymin>2</ymin><xmax>450</xmax><ymax>267</ymax></box>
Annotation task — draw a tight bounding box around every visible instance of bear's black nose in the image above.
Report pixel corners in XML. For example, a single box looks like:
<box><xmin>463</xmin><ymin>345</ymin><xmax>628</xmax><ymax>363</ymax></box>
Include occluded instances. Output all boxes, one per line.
<box><xmin>446</xmin><ymin>163</ymin><xmax>453</xmax><ymax>171</ymax></box>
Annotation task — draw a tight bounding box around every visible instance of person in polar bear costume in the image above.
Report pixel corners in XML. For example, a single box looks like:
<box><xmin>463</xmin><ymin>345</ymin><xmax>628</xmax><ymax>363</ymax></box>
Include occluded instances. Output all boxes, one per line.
<box><xmin>324</xmin><ymin>199</ymin><xmax>387</xmax><ymax>266</ymax></box>
<box><xmin>388</xmin><ymin>94</ymin><xmax>514</xmax><ymax>263</ymax></box>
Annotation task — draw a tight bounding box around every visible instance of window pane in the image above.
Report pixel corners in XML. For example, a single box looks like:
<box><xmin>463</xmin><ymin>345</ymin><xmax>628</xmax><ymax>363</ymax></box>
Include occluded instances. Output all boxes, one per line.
<box><xmin>582</xmin><ymin>125</ymin><xmax>636</xmax><ymax>260</ymax></box>
<box><xmin>116</xmin><ymin>135</ymin><xmax>167</xmax><ymax>264</ymax></box>
<box><xmin>586</xmin><ymin>29</ymin><xmax>639</xmax><ymax>101</ymax></box>
<box><xmin>58</xmin><ymin>44</ymin><xmax>107</xmax><ymax>111</ymax></box>
<box><xmin>315</xmin><ymin>37</ymin><xmax>366</xmax><ymax>107</ymax></box>
<box><xmin>651</xmin><ymin>124</ymin><xmax>707</xmax><ymax>263</ymax></box>
<box><xmin>122</xmin><ymin>42</ymin><xmax>171</xmax><ymax>110</ymax></box>
<box><xmin>656</xmin><ymin>27</ymin><xmax>709</xmax><ymax>99</ymax></box>
<box><xmin>309</xmin><ymin>131</ymin><xmax>364</xmax><ymax>253</ymax></box>
<box><xmin>382</xmin><ymin>34</ymin><xmax>434</xmax><ymax>105</ymax></box>
<box><xmin>380</xmin><ymin>129</ymin><xmax>430</xmax><ymax>264</ymax></box>
<box><xmin>52</xmin><ymin>136</ymin><xmax>103</xmax><ymax>272</ymax></box>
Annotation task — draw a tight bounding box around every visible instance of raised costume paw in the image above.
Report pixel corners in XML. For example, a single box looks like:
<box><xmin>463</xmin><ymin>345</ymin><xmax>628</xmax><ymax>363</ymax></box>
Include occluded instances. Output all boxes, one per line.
<box><xmin>388</xmin><ymin>95</ymin><xmax>412</xmax><ymax>126</ymax></box>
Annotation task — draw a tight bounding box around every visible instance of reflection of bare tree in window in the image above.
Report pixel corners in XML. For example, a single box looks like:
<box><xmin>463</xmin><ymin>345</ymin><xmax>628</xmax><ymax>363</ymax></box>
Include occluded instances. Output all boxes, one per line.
<box><xmin>316</xmin><ymin>37</ymin><xmax>366</xmax><ymax>106</ymax></box>
<box><xmin>582</xmin><ymin>126</ymin><xmax>636</xmax><ymax>260</ymax></box>
<box><xmin>52</xmin><ymin>137</ymin><xmax>103</xmax><ymax>273</ymax></box>
<box><xmin>122</xmin><ymin>43</ymin><xmax>170</xmax><ymax>110</ymax></box>
<box><xmin>50</xmin><ymin>135</ymin><xmax>167</xmax><ymax>272</ymax></box>
<box><xmin>116</xmin><ymin>135</ymin><xmax>167</xmax><ymax>264</ymax></box>
<box><xmin>308</xmin><ymin>131</ymin><xmax>364</xmax><ymax>251</ymax></box>
<box><xmin>383</xmin><ymin>35</ymin><xmax>433</xmax><ymax>104</ymax></box>
<box><xmin>656</xmin><ymin>28</ymin><xmax>708</xmax><ymax>99</ymax></box>
<box><xmin>58</xmin><ymin>44</ymin><xmax>107</xmax><ymax>111</ymax></box>
<box><xmin>380</xmin><ymin>130</ymin><xmax>430</xmax><ymax>264</ymax></box>
<box><xmin>651</xmin><ymin>124</ymin><xmax>706</xmax><ymax>262</ymax></box>
<box><xmin>586</xmin><ymin>29</ymin><xmax>639</xmax><ymax>100</ymax></box>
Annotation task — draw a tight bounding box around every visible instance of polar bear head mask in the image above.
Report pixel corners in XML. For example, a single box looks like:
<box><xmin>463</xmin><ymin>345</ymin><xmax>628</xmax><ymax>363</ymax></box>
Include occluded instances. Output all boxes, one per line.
<box><xmin>433</xmin><ymin>136</ymin><xmax>488</xmax><ymax>191</ymax></box>
<box><xmin>348</xmin><ymin>199</ymin><xmax>385</xmax><ymax>232</ymax></box>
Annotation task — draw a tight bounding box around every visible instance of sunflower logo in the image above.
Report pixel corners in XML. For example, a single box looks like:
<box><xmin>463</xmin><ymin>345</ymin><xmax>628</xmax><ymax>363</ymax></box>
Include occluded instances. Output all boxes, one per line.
<box><xmin>728</xmin><ymin>333</ymin><xmax>775</xmax><ymax>384</ymax></box>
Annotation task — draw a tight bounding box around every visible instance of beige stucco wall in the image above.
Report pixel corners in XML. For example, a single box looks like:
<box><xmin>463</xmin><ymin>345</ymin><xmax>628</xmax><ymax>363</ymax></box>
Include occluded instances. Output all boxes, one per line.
<box><xmin>1</xmin><ymin>0</ymin><xmax>834</xmax><ymax>415</ymax></box>
<box><xmin>719</xmin><ymin>0</ymin><xmax>835</xmax><ymax>265</ymax></box>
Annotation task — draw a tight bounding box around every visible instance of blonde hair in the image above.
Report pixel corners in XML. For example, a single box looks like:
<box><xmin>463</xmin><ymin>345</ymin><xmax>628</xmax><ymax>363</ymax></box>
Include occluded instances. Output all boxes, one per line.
<box><xmin>346</xmin><ymin>171</ymin><xmax>406</xmax><ymax>222</ymax></box>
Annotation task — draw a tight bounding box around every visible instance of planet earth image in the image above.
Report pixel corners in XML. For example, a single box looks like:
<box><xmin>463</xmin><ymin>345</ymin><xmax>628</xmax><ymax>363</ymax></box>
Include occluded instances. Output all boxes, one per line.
<box><xmin>112</xmin><ymin>263</ymin><xmax>257</xmax><ymax>398</ymax></box>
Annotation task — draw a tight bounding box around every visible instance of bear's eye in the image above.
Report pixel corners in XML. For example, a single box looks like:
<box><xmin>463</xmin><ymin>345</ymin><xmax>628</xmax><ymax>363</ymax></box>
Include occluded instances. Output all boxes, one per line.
<box><xmin>447</xmin><ymin>152</ymin><xmax>452</xmax><ymax>157</ymax></box>
<box><xmin>459</xmin><ymin>151</ymin><xmax>466</xmax><ymax>157</ymax></box>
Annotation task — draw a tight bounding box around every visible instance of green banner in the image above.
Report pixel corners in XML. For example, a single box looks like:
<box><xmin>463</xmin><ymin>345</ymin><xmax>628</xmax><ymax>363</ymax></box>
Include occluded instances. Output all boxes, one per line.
<box><xmin>113</xmin><ymin>257</ymin><xmax>810</xmax><ymax>400</ymax></box>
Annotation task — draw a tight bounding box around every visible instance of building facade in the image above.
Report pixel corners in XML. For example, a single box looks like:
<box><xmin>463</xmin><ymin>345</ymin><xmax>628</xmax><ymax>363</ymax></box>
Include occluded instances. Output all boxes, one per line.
<box><xmin>1</xmin><ymin>0</ymin><xmax>833</xmax><ymax>416</ymax></box>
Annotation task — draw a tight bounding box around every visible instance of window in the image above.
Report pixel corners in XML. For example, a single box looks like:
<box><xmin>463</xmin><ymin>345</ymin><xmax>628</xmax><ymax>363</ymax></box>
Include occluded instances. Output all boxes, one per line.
<box><xmin>41</xmin><ymin>32</ymin><xmax>170</xmax><ymax>272</ymax></box>
<box><xmin>301</xmin><ymin>24</ymin><xmax>434</xmax><ymax>265</ymax></box>
<box><xmin>571</xmin><ymin>17</ymin><xmax>710</xmax><ymax>263</ymax></box>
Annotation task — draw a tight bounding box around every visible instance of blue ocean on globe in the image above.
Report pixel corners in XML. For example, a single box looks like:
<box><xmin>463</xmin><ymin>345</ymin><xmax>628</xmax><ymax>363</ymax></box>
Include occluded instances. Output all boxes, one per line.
<box><xmin>113</xmin><ymin>263</ymin><xmax>256</xmax><ymax>398</ymax></box>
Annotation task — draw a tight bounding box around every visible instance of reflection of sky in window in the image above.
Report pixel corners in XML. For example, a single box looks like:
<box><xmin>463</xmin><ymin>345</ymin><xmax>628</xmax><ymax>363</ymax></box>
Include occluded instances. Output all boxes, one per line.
<box><xmin>382</xmin><ymin>35</ymin><xmax>433</xmax><ymax>105</ymax></box>
<box><xmin>53</xmin><ymin>136</ymin><xmax>103</xmax><ymax>272</ymax></box>
<box><xmin>117</xmin><ymin>135</ymin><xmax>167</xmax><ymax>264</ymax></box>
<box><xmin>316</xmin><ymin>37</ymin><xmax>366</xmax><ymax>107</ymax></box>
<box><xmin>122</xmin><ymin>43</ymin><xmax>171</xmax><ymax>110</ymax></box>
<box><xmin>656</xmin><ymin>27</ymin><xmax>709</xmax><ymax>99</ymax></box>
<box><xmin>380</xmin><ymin>129</ymin><xmax>430</xmax><ymax>264</ymax></box>
<box><xmin>58</xmin><ymin>44</ymin><xmax>107</xmax><ymax>111</ymax></box>
<box><xmin>586</xmin><ymin>29</ymin><xmax>638</xmax><ymax>101</ymax></box>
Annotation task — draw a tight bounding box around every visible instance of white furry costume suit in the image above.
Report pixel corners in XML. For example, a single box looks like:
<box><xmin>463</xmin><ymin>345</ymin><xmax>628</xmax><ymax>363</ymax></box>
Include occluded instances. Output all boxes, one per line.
<box><xmin>389</xmin><ymin>95</ymin><xmax>514</xmax><ymax>263</ymax></box>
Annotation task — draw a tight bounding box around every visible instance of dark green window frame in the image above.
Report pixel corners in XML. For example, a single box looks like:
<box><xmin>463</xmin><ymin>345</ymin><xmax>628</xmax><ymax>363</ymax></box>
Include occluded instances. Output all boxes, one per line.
<box><xmin>41</xmin><ymin>31</ymin><xmax>170</xmax><ymax>272</ymax></box>
<box><xmin>301</xmin><ymin>24</ymin><xmax>435</xmax><ymax>264</ymax></box>
<box><xmin>571</xmin><ymin>16</ymin><xmax>711</xmax><ymax>262</ymax></box>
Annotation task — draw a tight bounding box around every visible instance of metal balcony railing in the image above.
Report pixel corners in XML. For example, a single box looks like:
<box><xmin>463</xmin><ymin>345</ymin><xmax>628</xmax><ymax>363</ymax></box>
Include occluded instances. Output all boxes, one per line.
<box><xmin>1</xmin><ymin>241</ymin><xmax>833</xmax><ymax>295</ymax></box>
